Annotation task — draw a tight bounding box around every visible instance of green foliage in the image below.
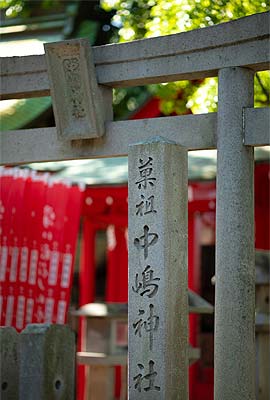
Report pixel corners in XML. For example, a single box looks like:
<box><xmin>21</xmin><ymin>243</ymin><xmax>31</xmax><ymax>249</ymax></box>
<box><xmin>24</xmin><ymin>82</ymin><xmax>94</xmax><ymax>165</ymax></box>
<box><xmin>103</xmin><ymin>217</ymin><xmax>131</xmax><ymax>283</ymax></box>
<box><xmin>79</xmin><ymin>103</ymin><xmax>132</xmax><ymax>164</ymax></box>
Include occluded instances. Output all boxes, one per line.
<box><xmin>113</xmin><ymin>86</ymin><xmax>151</xmax><ymax>119</ymax></box>
<box><xmin>0</xmin><ymin>0</ymin><xmax>61</xmax><ymax>18</ymax></box>
<box><xmin>102</xmin><ymin>0</ymin><xmax>270</xmax><ymax>114</ymax></box>
<box><xmin>76</xmin><ymin>20</ymin><xmax>99</xmax><ymax>45</ymax></box>
<box><xmin>255</xmin><ymin>71</ymin><xmax>270</xmax><ymax>107</ymax></box>
<box><xmin>102</xmin><ymin>0</ymin><xmax>269</xmax><ymax>40</ymax></box>
<box><xmin>0</xmin><ymin>0</ymin><xmax>27</xmax><ymax>18</ymax></box>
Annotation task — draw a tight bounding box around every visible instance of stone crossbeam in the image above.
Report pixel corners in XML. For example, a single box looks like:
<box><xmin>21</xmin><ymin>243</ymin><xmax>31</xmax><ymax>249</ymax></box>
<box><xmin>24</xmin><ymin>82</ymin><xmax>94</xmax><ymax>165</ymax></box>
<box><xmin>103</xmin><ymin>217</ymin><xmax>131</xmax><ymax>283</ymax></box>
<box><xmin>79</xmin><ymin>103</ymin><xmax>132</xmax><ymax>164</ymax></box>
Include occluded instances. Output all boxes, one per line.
<box><xmin>0</xmin><ymin>108</ymin><xmax>269</xmax><ymax>165</ymax></box>
<box><xmin>0</xmin><ymin>113</ymin><xmax>215</xmax><ymax>165</ymax></box>
<box><xmin>0</xmin><ymin>12</ymin><xmax>269</xmax><ymax>100</ymax></box>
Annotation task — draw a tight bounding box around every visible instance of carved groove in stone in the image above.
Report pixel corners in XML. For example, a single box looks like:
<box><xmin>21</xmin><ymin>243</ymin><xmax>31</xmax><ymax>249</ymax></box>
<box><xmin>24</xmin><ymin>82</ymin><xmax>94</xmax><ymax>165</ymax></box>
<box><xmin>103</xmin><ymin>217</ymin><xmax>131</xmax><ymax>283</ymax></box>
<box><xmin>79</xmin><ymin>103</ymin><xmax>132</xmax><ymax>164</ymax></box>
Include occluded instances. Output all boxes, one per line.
<box><xmin>62</xmin><ymin>58</ymin><xmax>86</xmax><ymax>119</ymax></box>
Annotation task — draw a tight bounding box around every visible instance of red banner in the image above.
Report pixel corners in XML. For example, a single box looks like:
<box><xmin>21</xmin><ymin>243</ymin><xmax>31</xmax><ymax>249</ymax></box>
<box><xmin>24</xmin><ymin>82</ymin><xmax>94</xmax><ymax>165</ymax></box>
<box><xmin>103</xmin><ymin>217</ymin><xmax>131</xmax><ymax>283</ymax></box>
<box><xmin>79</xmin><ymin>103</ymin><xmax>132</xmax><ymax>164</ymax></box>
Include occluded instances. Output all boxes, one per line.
<box><xmin>0</xmin><ymin>167</ymin><xmax>84</xmax><ymax>331</ymax></box>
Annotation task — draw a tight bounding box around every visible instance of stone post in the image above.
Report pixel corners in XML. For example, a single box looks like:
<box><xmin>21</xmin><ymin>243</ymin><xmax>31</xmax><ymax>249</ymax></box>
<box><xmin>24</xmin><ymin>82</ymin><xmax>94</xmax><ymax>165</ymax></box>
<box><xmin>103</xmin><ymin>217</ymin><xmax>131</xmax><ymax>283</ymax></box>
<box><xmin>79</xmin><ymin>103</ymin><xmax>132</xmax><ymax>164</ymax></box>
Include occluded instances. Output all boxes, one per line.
<box><xmin>0</xmin><ymin>327</ymin><xmax>19</xmax><ymax>400</ymax></box>
<box><xmin>215</xmin><ymin>67</ymin><xmax>255</xmax><ymax>400</ymax></box>
<box><xmin>128</xmin><ymin>137</ymin><xmax>188</xmax><ymax>399</ymax></box>
<box><xmin>19</xmin><ymin>324</ymin><xmax>75</xmax><ymax>400</ymax></box>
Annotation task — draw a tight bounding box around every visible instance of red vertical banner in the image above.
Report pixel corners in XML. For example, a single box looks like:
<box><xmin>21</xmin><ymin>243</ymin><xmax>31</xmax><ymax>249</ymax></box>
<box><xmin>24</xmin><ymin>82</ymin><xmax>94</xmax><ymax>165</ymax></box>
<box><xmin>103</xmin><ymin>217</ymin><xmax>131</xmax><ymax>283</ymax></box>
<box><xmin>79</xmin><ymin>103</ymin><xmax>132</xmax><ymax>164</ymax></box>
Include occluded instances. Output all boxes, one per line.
<box><xmin>24</xmin><ymin>172</ymin><xmax>49</xmax><ymax>328</ymax></box>
<box><xmin>0</xmin><ymin>168</ymin><xmax>29</xmax><ymax>328</ymax></box>
<box><xmin>0</xmin><ymin>168</ymin><xmax>12</xmax><ymax>326</ymax></box>
<box><xmin>41</xmin><ymin>178</ymin><xmax>69</xmax><ymax>325</ymax></box>
<box><xmin>56</xmin><ymin>184</ymin><xmax>84</xmax><ymax>323</ymax></box>
<box><xmin>0</xmin><ymin>168</ymin><xmax>83</xmax><ymax>331</ymax></box>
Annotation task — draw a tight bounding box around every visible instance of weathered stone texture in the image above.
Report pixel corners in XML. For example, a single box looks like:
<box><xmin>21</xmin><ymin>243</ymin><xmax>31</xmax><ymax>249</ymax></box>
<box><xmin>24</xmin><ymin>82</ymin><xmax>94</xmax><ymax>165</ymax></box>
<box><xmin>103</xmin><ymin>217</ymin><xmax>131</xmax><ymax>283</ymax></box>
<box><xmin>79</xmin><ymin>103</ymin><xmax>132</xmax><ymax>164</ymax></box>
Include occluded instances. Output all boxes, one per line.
<box><xmin>0</xmin><ymin>327</ymin><xmax>19</xmax><ymax>400</ymax></box>
<box><xmin>128</xmin><ymin>138</ymin><xmax>188</xmax><ymax>399</ymax></box>
<box><xmin>19</xmin><ymin>324</ymin><xmax>75</xmax><ymax>400</ymax></box>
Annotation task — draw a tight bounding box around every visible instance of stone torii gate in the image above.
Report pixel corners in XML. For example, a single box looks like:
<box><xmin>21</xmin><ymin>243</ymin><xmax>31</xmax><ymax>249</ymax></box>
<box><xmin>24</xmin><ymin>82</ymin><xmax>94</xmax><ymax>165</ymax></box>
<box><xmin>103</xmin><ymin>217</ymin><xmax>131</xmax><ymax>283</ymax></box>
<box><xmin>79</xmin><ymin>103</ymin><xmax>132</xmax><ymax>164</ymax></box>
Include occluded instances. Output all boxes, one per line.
<box><xmin>1</xmin><ymin>11</ymin><xmax>269</xmax><ymax>400</ymax></box>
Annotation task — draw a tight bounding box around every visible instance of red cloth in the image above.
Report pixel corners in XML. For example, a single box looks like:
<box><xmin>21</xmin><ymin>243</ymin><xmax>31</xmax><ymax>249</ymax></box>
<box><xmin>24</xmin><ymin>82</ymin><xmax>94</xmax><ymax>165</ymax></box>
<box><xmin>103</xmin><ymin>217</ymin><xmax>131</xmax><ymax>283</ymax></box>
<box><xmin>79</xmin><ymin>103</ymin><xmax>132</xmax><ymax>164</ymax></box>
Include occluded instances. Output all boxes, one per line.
<box><xmin>0</xmin><ymin>168</ymin><xmax>83</xmax><ymax>330</ymax></box>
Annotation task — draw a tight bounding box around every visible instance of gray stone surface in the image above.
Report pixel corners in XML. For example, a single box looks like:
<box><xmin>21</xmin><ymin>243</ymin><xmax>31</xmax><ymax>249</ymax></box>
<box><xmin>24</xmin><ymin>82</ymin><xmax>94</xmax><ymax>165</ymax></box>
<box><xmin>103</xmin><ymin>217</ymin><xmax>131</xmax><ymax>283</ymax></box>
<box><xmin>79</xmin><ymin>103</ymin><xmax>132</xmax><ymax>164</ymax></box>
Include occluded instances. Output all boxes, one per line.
<box><xmin>0</xmin><ymin>327</ymin><xmax>19</xmax><ymax>400</ymax></box>
<box><xmin>0</xmin><ymin>113</ymin><xmax>216</xmax><ymax>165</ymax></box>
<box><xmin>215</xmin><ymin>67</ymin><xmax>255</xmax><ymax>400</ymax></box>
<box><xmin>243</xmin><ymin>107</ymin><xmax>270</xmax><ymax>147</ymax></box>
<box><xmin>1</xmin><ymin>107</ymin><xmax>269</xmax><ymax>166</ymax></box>
<box><xmin>128</xmin><ymin>138</ymin><xmax>188</xmax><ymax>399</ymax></box>
<box><xmin>19</xmin><ymin>324</ymin><xmax>75</xmax><ymax>400</ymax></box>
<box><xmin>45</xmin><ymin>38</ymin><xmax>112</xmax><ymax>141</ymax></box>
<box><xmin>1</xmin><ymin>12</ymin><xmax>269</xmax><ymax>99</ymax></box>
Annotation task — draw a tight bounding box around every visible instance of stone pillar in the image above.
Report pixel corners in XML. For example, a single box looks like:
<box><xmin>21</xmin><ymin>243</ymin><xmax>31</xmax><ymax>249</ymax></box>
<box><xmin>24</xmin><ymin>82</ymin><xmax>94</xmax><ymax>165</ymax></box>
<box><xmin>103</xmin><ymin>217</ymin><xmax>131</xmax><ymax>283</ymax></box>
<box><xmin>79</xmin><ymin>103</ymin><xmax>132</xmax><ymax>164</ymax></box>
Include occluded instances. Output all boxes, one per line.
<box><xmin>215</xmin><ymin>67</ymin><xmax>255</xmax><ymax>400</ymax></box>
<box><xmin>128</xmin><ymin>137</ymin><xmax>188</xmax><ymax>399</ymax></box>
<box><xmin>0</xmin><ymin>327</ymin><xmax>19</xmax><ymax>400</ymax></box>
<box><xmin>19</xmin><ymin>324</ymin><xmax>75</xmax><ymax>400</ymax></box>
